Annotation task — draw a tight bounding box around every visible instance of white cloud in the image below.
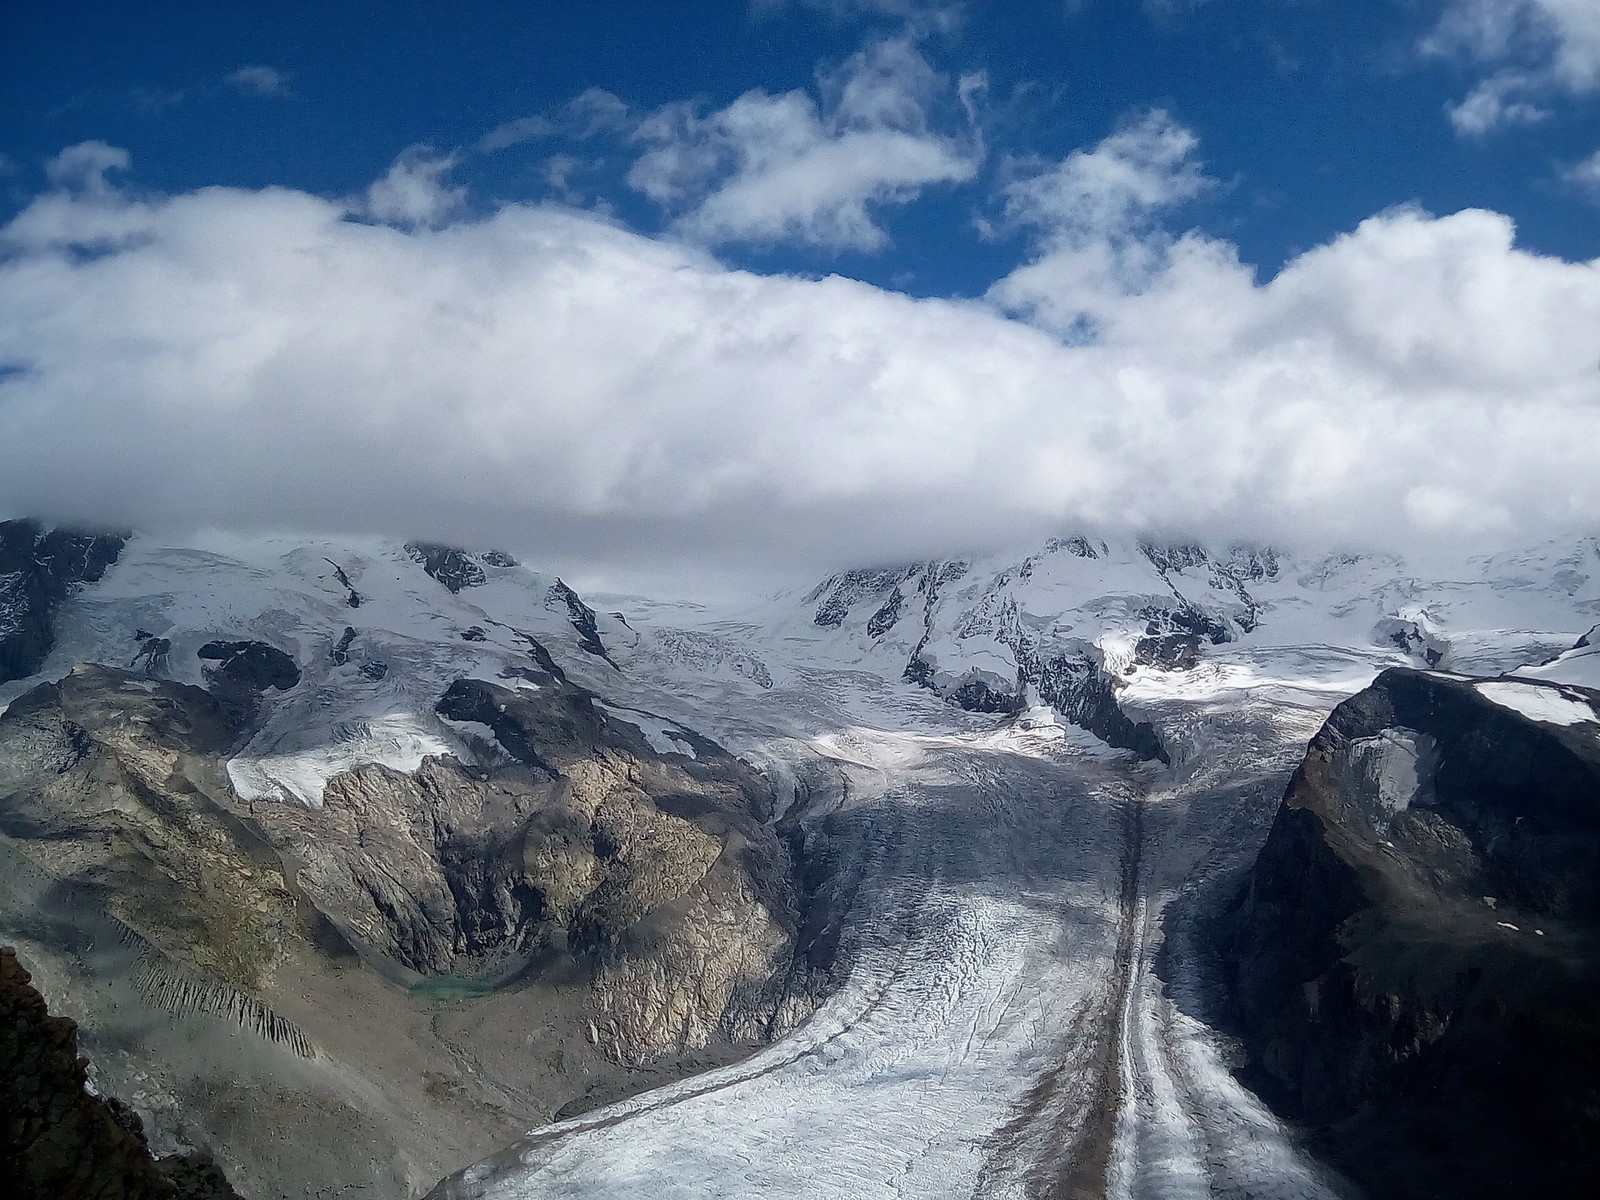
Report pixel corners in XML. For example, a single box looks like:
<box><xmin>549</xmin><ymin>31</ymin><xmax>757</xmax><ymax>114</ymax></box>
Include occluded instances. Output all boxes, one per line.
<box><xmin>989</xmin><ymin>110</ymin><xmax>1211</xmax><ymax>335</ymax></box>
<box><xmin>1564</xmin><ymin>147</ymin><xmax>1600</xmax><ymax>199</ymax></box>
<box><xmin>478</xmin><ymin>116</ymin><xmax>554</xmax><ymax>153</ymax></box>
<box><xmin>1446</xmin><ymin>70</ymin><xmax>1551</xmax><ymax>135</ymax></box>
<box><xmin>1426</xmin><ymin>1</ymin><xmax>1600</xmax><ymax>134</ymax></box>
<box><xmin>363</xmin><ymin>146</ymin><xmax>464</xmax><ymax>227</ymax></box>
<box><xmin>227</xmin><ymin>66</ymin><xmax>292</xmax><ymax>98</ymax></box>
<box><xmin>1001</xmin><ymin>110</ymin><xmax>1207</xmax><ymax>240</ymax></box>
<box><xmin>44</xmin><ymin>141</ymin><xmax>131</xmax><ymax>193</ymax></box>
<box><xmin>628</xmin><ymin>38</ymin><xmax>981</xmax><ymax>250</ymax></box>
<box><xmin>0</xmin><ymin>141</ymin><xmax>1597</xmax><ymax>584</ymax></box>
<box><xmin>478</xmin><ymin>88</ymin><xmax>629</xmax><ymax>153</ymax></box>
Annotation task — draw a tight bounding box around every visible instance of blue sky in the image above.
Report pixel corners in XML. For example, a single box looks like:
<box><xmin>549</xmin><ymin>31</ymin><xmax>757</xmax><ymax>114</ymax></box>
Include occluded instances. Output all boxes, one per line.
<box><xmin>5</xmin><ymin>0</ymin><xmax>1596</xmax><ymax>294</ymax></box>
<box><xmin>1</xmin><ymin>1</ymin><xmax>1598</xmax><ymax>581</ymax></box>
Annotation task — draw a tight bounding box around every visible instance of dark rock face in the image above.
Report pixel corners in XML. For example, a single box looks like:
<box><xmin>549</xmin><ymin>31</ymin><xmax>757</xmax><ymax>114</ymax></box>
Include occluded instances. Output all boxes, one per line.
<box><xmin>841</xmin><ymin>551</ymin><xmax>1172</xmax><ymax>762</ymax></box>
<box><xmin>322</xmin><ymin>558</ymin><xmax>361</xmax><ymax>608</ymax></box>
<box><xmin>0</xmin><ymin>519</ymin><xmax>125</xmax><ymax>685</ymax></box>
<box><xmin>810</xmin><ymin>566</ymin><xmax>923</xmax><ymax>628</ymax></box>
<box><xmin>130</xmin><ymin>637</ymin><xmax>171</xmax><ymax>676</ymax></box>
<box><xmin>1218</xmin><ymin>667</ymin><xmax>1600</xmax><ymax>1199</ymax></box>
<box><xmin>1</xmin><ymin>946</ymin><xmax>240</xmax><ymax>1200</ymax></box>
<box><xmin>1133</xmin><ymin>602</ymin><xmax>1230</xmax><ymax>671</ymax></box>
<box><xmin>1030</xmin><ymin>651</ymin><xmax>1168</xmax><ymax>763</ymax></box>
<box><xmin>546</xmin><ymin>580</ymin><xmax>614</xmax><ymax>665</ymax></box>
<box><xmin>405</xmin><ymin>542</ymin><xmax>487</xmax><ymax>592</ymax></box>
<box><xmin>865</xmin><ymin>587</ymin><xmax>904</xmax><ymax>639</ymax></box>
<box><xmin>196</xmin><ymin>640</ymin><xmax>300</xmax><ymax>692</ymax></box>
<box><xmin>330</xmin><ymin>626</ymin><xmax>357</xmax><ymax>666</ymax></box>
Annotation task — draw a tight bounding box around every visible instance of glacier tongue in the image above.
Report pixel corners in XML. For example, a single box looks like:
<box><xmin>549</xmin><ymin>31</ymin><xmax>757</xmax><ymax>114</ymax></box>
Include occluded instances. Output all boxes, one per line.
<box><xmin>4</xmin><ymin>526</ymin><xmax>1598</xmax><ymax>1199</ymax></box>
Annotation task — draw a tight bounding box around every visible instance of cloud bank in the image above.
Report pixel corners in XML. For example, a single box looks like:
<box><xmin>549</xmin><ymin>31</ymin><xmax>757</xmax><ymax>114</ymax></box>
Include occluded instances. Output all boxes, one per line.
<box><xmin>1</xmin><ymin>130</ymin><xmax>1598</xmax><ymax>583</ymax></box>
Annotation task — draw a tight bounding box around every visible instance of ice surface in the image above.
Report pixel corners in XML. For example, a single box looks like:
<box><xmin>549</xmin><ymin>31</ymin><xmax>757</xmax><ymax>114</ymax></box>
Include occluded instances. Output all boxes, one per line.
<box><xmin>592</xmin><ymin>700</ymin><xmax>699</xmax><ymax>758</ymax></box>
<box><xmin>1475</xmin><ymin>680</ymin><xmax>1599</xmax><ymax>728</ymax></box>
<box><xmin>228</xmin><ymin>710</ymin><xmax>454</xmax><ymax>806</ymax></box>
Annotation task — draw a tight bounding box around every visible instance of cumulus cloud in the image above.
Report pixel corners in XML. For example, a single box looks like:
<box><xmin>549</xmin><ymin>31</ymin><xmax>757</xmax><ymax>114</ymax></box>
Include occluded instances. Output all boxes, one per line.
<box><xmin>44</xmin><ymin>141</ymin><xmax>131</xmax><ymax>192</ymax></box>
<box><xmin>0</xmin><ymin>135</ymin><xmax>1597</xmax><ymax>585</ymax></box>
<box><xmin>1426</xmin><ymin>0</ymin><xmax>1600</xmax><ymax>134</ymax></box>
<box><xmin>226</xmin><ymin>66</ymin><xmax>292</xmax><ymax>97</ymax></box>
<box><xmin>628</xmin><ymin>37</ymin><xmax>982</xmax><ymax>250</ymax></box>
<box><xmin>1445</xmin><ymin>70</ymin><xmax>1551</xmax><ymax>134</ymax></box>
<box><xmin>989</xmin><ymin>110</ymin><xmax>1211</xmax><ymax>335</ymax></box>
<box><xmin>363</xmin><ymin>146</ymin><xmax>464</xmax><ymax>227</ymax></box>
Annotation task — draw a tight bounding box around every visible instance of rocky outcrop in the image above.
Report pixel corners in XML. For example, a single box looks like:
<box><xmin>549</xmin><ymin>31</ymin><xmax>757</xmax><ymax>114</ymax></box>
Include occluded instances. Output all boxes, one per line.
<box><xmin>1218</xmin><ymin>667</ymin><xmax>1600</xmax><ymax>1199</ymax></box>
<box><xmin>406</xmin><ymin>542</ymin><xmax>488</xmax><ymax>592</ymax></box>
<box><xmin>1</xmin><ymin>519</ymin><xmax>125</xmax><ymax>684</ymax></box>
<box><xmin>195</xmin><ymin>640</ymin><xmax>300</xmax><ymax>692</ymax></box>
<box><xmin>545</xmin><ymin>580</ymin><xmax>615</xmax><ymax>666</ymax></box>
<box><xmin>406</xmin><ymin>543</ymin><xmax>519</xmax><ymax>593</ymax></box>
<box><xmin>1</xmin><ymin>946</ymin><xmax>240</xmax><ymax>1200</ymax></box>
<box><xmin>0</xmin><ymin>667</ymin><xmax>300</xmax><ymax>989</ymax></box>
<box><xmin>0</xmin><ymin>656</ymin><xmax>818</xmax><ymax>1072</ymax></box>
<box><xmin>321</xmin><ymin>558</ymin><xmax>362</xmax><ymax>608</ymax></box>
<box><xmin>1031</xmin><ymin>650</ymin><xmax>1167</xmax><ymax>762</ymax></box>
<box><xmin>251</xmin><ymin>673</ymin><xmax>813</xmax><ymax>1062</ymax></box>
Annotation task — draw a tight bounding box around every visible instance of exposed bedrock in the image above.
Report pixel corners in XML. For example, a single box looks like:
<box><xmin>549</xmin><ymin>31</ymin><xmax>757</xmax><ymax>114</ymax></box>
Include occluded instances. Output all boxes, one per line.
<box><xmin>0</xmin><ymin>518</ymin><xmax>126</xmax><ymax>685</ymax></box>
<box><xmin>405</xmin><ymin>541</ymin><xmax>516</xmax><ymax>593</ymax></box>
<box><xmin>545</xmin><ymin>579</ymin><xmax>616</xmax><ymax>665</ymax></box>
<box><xmin>195</xmin><ymin>640</ymin><xmax>300</xmax><ymax>692</ymax></box>
<box><xmin>1218</xmin><ymin>667</ymin><xmax>1600</xmax><ymax>1200</ymax></box>
<box><xmin>1</xmin><ymin>946</ymin><xmax>241</xmax><ymax>1200</ymax></box>
<box><xmin>0</xmin><ymin>661</ymin><xmax>820</xmax><ymax>1066</ymax></box>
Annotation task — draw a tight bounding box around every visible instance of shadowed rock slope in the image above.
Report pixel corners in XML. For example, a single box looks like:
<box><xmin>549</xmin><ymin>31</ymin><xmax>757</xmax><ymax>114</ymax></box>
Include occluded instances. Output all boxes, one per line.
<box><xmin>2</xmin><ymin>946</ymin><xmax>240</xmax><ymax>1200</ymax></box>
<box><xmin>1</xmin><ymin>519</ymin><xmax>125</xmax><ymax>685</ymax></box>
<box><xmin>1219</xmin><ymin>667</ymin><xmax>1600</xmax><ymax>1200</ymax></box>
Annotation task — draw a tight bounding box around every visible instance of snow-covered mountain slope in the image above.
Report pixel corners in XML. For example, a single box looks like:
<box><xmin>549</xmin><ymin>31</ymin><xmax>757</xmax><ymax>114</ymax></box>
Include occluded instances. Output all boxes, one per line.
<box><xmin>1518</xmin><ymin>621</ymin><xmax>1600</xmax><ymax>690</ymax></box>
<box><xmin>608</xmin><ymin>532</ymin><xmax>1600</xmax><ymax>761</ymax></box>
<box><xmin>3</xmin><ymin>523</ymin><xmax>1597</xmax><ymax>1200</ymax></box>
<box><xmin>1</xmin><ymin>533</ymin><xmax>649</xmax><ymax>807</ymax></box>
<box><xmin>7</xmin><ymin>529</ymin><xmax>1595</xmax><ymax>793</ymax></box>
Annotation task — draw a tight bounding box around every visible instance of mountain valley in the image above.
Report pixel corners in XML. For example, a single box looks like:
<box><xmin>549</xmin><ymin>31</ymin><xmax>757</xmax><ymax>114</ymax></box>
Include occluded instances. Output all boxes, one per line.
<box><xmin>3</xmin><ymin>519</ymin><xmax>1598</xmax><ymax>1199</ymax></box>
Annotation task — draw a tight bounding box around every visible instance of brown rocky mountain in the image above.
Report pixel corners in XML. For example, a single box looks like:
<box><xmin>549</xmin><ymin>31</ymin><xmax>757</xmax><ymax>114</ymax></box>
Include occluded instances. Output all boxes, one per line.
<box><xmin>1218</xmin><ymin>667</ymin><xmax>1600</xmax><ymax>1200</ymax></box>
<box><xmin>0</xmin><ymin>651</ymin><xmax>826</xmax><ymax>1197</ymax></box>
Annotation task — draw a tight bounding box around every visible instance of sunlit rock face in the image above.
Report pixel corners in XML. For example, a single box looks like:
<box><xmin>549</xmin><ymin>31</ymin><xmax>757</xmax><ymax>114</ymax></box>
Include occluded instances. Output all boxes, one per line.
<box><xmin>1220</xmin><ymin>666</ymin><xmax>1600</xmax><ymax>1200</ymax></box>
<box><xmin>0</xmin><ymin>534</ymin><xmax>826</xmax><ymax>1197</ymax></box>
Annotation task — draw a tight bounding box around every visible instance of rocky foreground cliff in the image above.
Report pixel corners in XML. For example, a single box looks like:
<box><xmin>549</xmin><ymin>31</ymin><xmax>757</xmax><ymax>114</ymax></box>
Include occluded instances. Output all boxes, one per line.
<box><xmin>1</xmin><ymin>946</ymin><xmax>240</xmax><ymax>1200</ymax></box>
<box><xmin>1219</xmin><ymin>667</ymin><xmax>1600</xmax><ymax>1199</ymax></box>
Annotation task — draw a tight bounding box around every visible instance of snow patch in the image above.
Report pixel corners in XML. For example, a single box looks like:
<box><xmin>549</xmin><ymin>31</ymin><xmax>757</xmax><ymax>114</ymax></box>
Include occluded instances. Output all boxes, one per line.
<box><xmin>228</xmin><ymin>712</ymin><xmax>453</xmax><ymax>806</ymax></box>
<box><xmin>441</xmin><ymin>716</ymin><xmax>501</xmax><ymax>746</ymax></box>
<box><xmin>594</xmin><ymin>700</ymin><xmax>698</xmax><ymax>759</ymax></box>
<box><xmin>1475</xmin><ymin>681</ymin><xmax>1599</xmax><ymax>728</ymax></box>
<box><xmin>1347</xmin><ymin>728</ymin><xmax>1435</xmax><ymax>818</ymax></box>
